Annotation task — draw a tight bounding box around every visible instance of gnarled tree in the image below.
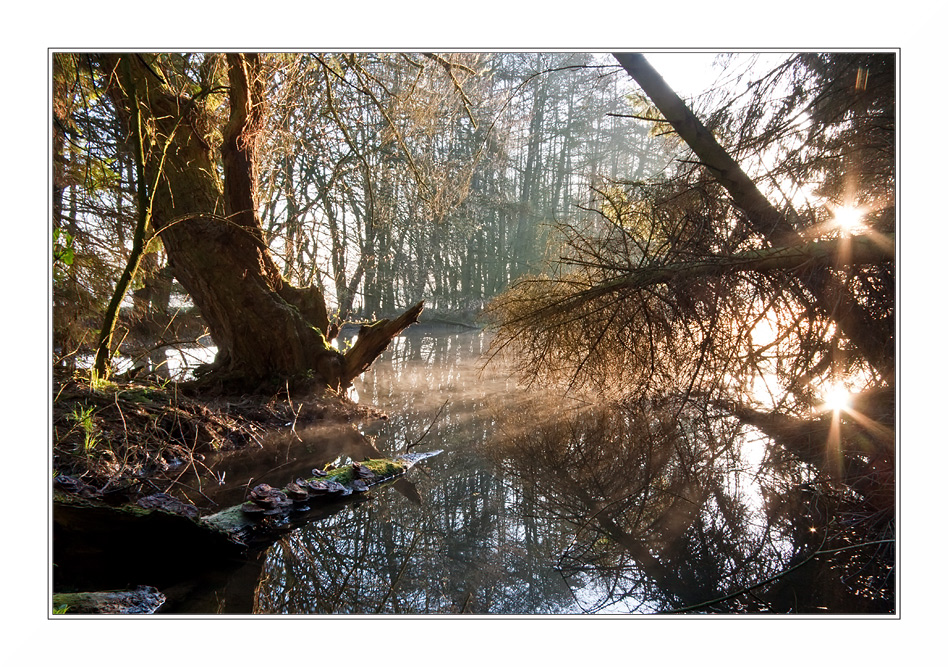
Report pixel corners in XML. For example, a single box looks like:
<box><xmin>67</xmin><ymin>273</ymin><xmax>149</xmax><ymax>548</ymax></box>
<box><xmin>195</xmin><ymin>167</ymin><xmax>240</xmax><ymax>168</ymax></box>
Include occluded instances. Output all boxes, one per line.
<box><xmin>101</xmin><ymin>53</ymin><xmax>421</xmax><ymax>390</ymax></box>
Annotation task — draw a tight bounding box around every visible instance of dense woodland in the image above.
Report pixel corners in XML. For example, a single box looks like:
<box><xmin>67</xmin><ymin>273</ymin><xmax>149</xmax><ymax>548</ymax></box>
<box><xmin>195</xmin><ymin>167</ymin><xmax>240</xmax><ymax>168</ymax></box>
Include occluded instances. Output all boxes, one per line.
<box><xmin>51</xmin><ymin>51</ymin><xmax>895</xmax><ymax>614</ymax></box>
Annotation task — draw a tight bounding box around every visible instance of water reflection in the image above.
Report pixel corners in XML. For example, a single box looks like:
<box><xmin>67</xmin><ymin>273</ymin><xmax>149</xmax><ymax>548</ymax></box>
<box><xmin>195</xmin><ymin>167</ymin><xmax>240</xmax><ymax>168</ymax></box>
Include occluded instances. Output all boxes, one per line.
<box><xmin>483</xmin><ymin>395</ymin><xmax>894</xmax><ymax>613</ymax></box>
<box><xmin>73</xmin><ymin>342</ymin><xmax>218</xmax><ymax>381</ymax></box>
<box><xmin>174</xmin><ymin>329</ymin><xmax>892</xmax><ymax>614</ymax></box>
<box><xmin>184</xmin><ymin>421</ymin><xmax>392</xmax><ymax>511</ymax></box>
<box><xmin>251</xmin><ymin>329</ymin><xmax>581</xmax><ymax>613</ymax></box>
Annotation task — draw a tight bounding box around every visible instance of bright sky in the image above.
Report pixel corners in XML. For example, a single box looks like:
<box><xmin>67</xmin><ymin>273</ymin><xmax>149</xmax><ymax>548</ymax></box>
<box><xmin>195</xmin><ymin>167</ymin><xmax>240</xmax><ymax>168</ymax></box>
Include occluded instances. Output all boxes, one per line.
<box><xmin>637</xmin><ymin>51</ymin><xmax>790</xmax><ymax>101</ymax></box>
<box><xmin>640</xmin><ymin>52</ymin><xmax>723</xmax><ymax>98</ymax></box>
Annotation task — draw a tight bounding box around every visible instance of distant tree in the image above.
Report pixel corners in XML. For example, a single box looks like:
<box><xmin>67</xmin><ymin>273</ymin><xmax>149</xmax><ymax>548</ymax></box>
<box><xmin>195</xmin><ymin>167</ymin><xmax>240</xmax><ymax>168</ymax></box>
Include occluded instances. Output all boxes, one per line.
<box><xmin>52</xmin><ymin>53</ymin><xmax>137</xmax><ymax>371</ymax></box>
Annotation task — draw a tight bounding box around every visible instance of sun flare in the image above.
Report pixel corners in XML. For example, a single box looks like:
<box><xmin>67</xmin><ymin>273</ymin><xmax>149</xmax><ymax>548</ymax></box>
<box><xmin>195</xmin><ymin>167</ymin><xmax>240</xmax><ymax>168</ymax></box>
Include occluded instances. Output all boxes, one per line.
<box><xmin>830</xmin><ymin>205</ymin><xmax>865</xmax><ymax>234</ymax></box>
<box><xmin>822</xmin><ymin>383</ymin><xmax>853</xmax><ymax>413</ymax></box>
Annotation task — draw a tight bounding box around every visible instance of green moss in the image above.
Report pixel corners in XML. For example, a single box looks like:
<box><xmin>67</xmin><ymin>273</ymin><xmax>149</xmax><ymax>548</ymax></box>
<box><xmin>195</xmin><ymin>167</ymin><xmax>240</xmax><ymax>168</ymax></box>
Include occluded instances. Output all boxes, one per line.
<box><xmin>89</xmin><ymin>377</ymin><xmax>119</xmax><ymax>394</ymax></box>
<box><xmin>321</xmin><ymin>458</ymin><xmax>405</xmax><ymax>485</ymax></box>
<box><xmin>358</xmin><ymin>318</ymin><xmax>389</xmax><ymax>333</ymax></box>
<box><xmin>117</xmin><ymin>386</ymin><xmax>170</xmax><ymax>404</ymax></box>
<box><xmin>362</xmin><ymin>458</ymin><xmax>405</xmax><ymax>477</ymax></box>
<box><xmin>312</xmin><ymin>326</ymin><xmax>331</xmax><ymax>349</ymax></box>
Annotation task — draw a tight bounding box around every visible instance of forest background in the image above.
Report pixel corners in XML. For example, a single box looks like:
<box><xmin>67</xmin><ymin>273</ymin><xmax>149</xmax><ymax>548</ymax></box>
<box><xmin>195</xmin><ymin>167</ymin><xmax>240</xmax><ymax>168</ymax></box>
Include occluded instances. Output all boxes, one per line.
<box><xmin>6</xmin><ymin>0</ymin><xmax>945</xmax><ymax>663</ymax></box>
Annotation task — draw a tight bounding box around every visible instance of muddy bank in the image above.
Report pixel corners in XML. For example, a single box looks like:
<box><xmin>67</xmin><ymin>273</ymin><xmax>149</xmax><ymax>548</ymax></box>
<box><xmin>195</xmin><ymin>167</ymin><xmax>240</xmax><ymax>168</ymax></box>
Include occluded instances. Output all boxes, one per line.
<box><xmin>52</xmin><ymin>374</ymin><xmax>388</xmax><ymax>506</ymax></box>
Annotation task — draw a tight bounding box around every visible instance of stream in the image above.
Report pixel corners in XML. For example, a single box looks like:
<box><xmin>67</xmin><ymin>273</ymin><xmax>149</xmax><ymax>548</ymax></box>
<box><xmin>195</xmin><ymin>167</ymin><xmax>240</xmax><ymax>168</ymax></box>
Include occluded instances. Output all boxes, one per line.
<box><xmin>99</xmin><ymin>327</ymin><xmax>892</xmax><ymax>614</ymax></box>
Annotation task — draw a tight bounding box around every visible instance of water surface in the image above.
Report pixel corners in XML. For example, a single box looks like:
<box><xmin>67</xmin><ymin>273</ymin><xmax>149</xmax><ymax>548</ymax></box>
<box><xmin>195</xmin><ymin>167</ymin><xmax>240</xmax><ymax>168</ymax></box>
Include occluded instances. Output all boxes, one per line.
<box><xmin>160</xmin><ymin>328</ymin><xmax>893</xmax><ymax>614</ymax></box>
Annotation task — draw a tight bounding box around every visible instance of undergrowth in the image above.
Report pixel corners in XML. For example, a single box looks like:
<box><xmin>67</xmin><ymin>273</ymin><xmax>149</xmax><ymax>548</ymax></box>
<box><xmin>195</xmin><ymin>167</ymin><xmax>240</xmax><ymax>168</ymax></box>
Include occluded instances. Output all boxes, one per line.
<box><xmin>52</xmin><ymin>374</ymin><xmax>383</xmax><ymax>505</ymax></box>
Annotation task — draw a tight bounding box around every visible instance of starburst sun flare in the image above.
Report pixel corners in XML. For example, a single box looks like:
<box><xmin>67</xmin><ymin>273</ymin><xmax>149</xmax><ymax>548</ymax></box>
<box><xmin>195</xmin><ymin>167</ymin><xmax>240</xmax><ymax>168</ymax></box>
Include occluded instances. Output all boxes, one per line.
<box><xmin>830</xmin><ymin>204</ymin><xmax>866</xmax><ymax>234</ymax></box>
<box><xmin>822</xmin><ymin>382</ymin><xmax>853</xmax><ymax>413</ymax></box>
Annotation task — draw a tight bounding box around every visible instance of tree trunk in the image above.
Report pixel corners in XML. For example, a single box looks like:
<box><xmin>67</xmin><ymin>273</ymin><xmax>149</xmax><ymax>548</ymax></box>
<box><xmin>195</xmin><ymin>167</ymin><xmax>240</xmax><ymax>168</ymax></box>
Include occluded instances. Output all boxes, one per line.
<box><xmin>104</xmin><ymin>53</ymin><xmax>413</xmax><ymax>391</ymax></box>
<box><xmin>515</xmin><ymin>77</ymin><xmax>547</xmax><ymax>275</ymax></box>
<box><xmin>565</xmin><ymin>233</ymin><xmax>894</xmax><ymax>305</ymax></box>
<box><xmin>93</xmin><ymin>62</ymin><xmax>153</xmax><ymax>381</ymax></box>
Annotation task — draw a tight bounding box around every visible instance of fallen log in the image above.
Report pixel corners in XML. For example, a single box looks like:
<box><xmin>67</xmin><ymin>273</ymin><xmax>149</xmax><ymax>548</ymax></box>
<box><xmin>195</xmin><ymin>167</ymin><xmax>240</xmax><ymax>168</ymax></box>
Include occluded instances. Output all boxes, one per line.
<box><xmin>203</xmin><ymin>449</ymin><xmax>443</xmax><ymax>546</ymax></box>
<box><xmin>53</xmin><ymin>450</ymin><xmax>443</xmax><ymax>605</ymax></box>
<box><xmin>53</xmin><ymin>586</ymin><xmax>166</xmax><ymax>614</ymax></box>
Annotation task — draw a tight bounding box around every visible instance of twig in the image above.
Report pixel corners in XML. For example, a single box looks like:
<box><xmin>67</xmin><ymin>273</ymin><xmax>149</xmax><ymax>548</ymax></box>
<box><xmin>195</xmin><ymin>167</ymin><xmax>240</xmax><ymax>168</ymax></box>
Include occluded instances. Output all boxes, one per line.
<box><xmin>285</xmin><ymin>381</ymin><xmax>302</xmax><ymax>442</ymax></box>
<box><xmin>405</xmin><ymin>400</ymin><xmax>449</xmax><ymax>452</ymax></box>
<box><xmin>815</xmin><ymin>538</ymin><xmax>894</xmax><ymax>555</ymax></box>
<box><xmin>113</xmin><ymin>391</ymin><xmax>129</xmax><ymax>448</ymax></box>
<box><xmin>377</xmin><ymin>530</ymin><xmax>422</xmax><ymax>613</ymax></box>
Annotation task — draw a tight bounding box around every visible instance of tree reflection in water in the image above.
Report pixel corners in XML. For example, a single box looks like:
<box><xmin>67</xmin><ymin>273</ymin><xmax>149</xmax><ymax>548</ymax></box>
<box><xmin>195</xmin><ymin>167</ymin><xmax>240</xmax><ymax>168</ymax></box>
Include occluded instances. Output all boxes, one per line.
<box><xmin>253</xmin><ymin>330</ymin><xmax>580</xmax><ymax>613</ymax></box>
<box><xmin>251</xmin><ymin>330</ymin><xmax>893</xmax><ymax>614</ymax></box>
<box><xmin>484</xmin><ymin>393</ymin><xmax>894</xmax><ymax>613</ymax></box>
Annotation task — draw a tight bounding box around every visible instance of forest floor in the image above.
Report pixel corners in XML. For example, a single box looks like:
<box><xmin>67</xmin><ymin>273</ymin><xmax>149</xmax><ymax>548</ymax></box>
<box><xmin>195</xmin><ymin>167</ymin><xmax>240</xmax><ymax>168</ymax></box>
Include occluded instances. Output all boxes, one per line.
<box><xmin>51</xmin><ymin>373</ymin><xmax>386</xmax><ymax>507</ymax></box>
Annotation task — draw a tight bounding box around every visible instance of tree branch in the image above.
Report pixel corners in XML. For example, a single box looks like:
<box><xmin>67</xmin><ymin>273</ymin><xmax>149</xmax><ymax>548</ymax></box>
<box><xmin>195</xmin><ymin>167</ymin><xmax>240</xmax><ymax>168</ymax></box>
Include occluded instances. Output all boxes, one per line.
<box><xmin>556</xmin><ymin>233</ymin><xmax>893</xmax><ymax>309</ymax></box>
<box><xmin>342</xmin><ymin>301</ymin><xmax>425</xmax><ymax>385</ymax></box>
<box><xmin>613</xmin><ymin>53</ymin><xmax>800</xmax><ymax>245</ymax></box>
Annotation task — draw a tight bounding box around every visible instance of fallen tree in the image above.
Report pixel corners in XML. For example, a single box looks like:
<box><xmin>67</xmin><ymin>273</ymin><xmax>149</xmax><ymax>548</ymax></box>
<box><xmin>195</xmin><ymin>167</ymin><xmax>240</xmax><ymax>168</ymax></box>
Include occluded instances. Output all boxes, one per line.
<box><xmin>511</xmin><ymin>233</ymin><xmax>894</xmax><ymax>324</ymax></box>
<box><xmin>613</xmin><ymin>51</ymin><xmax>893</xmax><ymax>374</ymax></box>
<box><xmin>52</xmin><ymin>450</ymin><xmax>442</xmax><ymax>612</ymax></box>
<box><xmin>53</xmin><ymin>587</ymin><xmax>166</xmax><ymax>615</ymax></box>
<box><xmin>202</xmin><ymin>449</ymin><xmax>442</xmax><ymax>546</ymax></box>
<box><xmin>55</xmin><ymin>449</ymin><xmax>441</xmax><ymax>549</ymax></box>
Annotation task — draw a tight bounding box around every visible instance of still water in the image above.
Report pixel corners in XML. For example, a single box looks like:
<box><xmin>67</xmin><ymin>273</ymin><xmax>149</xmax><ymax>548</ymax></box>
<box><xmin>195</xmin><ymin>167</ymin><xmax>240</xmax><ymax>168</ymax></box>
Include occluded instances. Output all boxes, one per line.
<box><xmin>162</xmin><ymin>328</ymin><xmax>893</xmax><ymax>615</ymax></box>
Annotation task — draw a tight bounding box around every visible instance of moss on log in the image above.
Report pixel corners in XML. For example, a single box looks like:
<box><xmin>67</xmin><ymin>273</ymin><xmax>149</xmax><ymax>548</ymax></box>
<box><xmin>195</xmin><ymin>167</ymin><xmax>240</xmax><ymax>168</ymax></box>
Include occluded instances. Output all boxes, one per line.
<box><xmin>53</xmin><ymin>586</ymin><xmax>166</xmax><ymax>615</ymax></box>
<box><xmin>203</xmin><ymin>451</ymin><xmax>441</xmax><ymax>546</ymax></box>
<box><xmin>54</xmin><ymin>451</ymin><xmax>443</xmax><ymax>581</ymax></box>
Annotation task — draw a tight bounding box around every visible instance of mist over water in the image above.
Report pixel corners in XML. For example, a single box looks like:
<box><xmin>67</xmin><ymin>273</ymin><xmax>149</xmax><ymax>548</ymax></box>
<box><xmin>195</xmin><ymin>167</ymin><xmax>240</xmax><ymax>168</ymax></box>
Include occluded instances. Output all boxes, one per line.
<box><xmin>160</xmin><ymin>328</ymin><xmax>892</xmax><ymax>614</ymax></box>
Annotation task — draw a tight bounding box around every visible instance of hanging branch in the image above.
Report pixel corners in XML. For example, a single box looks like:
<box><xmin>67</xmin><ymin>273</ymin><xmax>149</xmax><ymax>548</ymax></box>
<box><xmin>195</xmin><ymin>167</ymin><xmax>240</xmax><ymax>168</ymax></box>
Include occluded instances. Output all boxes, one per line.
<box><xmin>422</xmin><ymin>52</ymin><xmax>478</xmax><ymax>129</ymax></box>
<box><xmin>346</xmin><ymin>57</ymin><xmax>433</xmax><ymax>200</ymax></box>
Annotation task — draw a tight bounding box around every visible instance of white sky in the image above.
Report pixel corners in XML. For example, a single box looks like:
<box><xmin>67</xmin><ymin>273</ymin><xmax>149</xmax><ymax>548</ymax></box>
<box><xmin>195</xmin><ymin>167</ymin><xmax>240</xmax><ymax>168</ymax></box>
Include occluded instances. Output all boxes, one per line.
<box><xmin>638</xmin><ymin>52</ymin><xmax>723</xmax><ymax>98</ymax></box>
<box><xmin>639</xmin><ymin>51</ymin><xmax>793</xmax><ymax>102</ymax></box>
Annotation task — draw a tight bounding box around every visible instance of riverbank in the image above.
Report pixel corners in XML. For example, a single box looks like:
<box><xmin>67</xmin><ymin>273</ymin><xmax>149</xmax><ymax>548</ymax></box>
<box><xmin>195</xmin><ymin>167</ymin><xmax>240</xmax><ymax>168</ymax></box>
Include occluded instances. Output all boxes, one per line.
<box><xmin>52</xmin><ymin>374</ymin><xmax>387</xmax><ymax>509</ymax></box>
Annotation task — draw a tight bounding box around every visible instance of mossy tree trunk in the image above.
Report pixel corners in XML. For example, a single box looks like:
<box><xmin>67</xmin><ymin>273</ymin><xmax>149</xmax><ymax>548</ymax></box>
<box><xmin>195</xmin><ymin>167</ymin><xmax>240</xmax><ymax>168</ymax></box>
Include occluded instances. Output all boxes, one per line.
<box><xmin>92</xmin><ymin>57</ymin><xmax>159</xmax><ymax>382</ymax></box>
<box><xmin>103</xmin><ymin>53</ymin><xmax>413</xmax><ymax>390</ymax></box>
